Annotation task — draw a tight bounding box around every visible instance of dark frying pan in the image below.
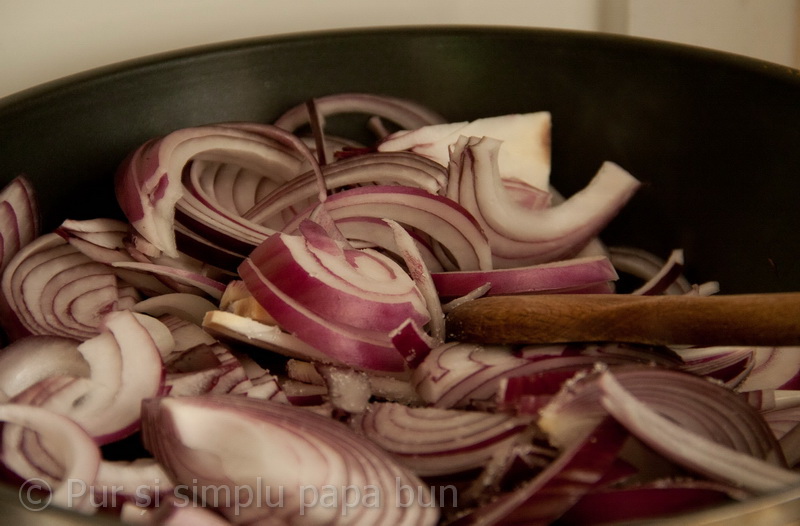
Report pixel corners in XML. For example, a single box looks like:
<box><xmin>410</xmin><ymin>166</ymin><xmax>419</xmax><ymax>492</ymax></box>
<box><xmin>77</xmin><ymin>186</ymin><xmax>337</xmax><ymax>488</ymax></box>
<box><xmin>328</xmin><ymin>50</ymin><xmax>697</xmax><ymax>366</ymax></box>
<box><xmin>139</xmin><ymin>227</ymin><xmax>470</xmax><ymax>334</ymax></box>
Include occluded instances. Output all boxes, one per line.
<box><xmin>1</xmin><ymin>26</ymin><xmax>799</xmax><ymax>524</ymax></box>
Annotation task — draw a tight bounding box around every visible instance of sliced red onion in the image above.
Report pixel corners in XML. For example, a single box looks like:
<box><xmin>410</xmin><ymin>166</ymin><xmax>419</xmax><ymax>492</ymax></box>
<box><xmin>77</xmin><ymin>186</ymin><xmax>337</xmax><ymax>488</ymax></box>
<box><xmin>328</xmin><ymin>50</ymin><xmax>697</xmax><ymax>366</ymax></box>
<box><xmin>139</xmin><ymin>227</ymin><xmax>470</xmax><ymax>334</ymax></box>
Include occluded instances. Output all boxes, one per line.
<box><xmin>559</xmin><ymin>479</ymin><xmax>744</xmax><ymax>524</ymax></box>
<box><xmin>202</xmin><ymin>309</ymin><xmax>337</xmax><ymax>364</ymax></box>
<box><xmin>70</xmin><ymin>310</ymin><xmax>166</xmax><ymax>444</ymax></box>
<box><xmin>451</xmin><ymin>417</ymin><xmax>628</xmax><ymax>525</ymax></box>
<box><xmin>0</xmin><ymin>335</ymin><xmax>88</xmax><ymax>399</ymax></box>
<box><xmin>242</xmin><ymin>152</ymin><xmax>448</xmax><ymax>227</ymax></box>
<box><xmin>447</xmin><ymin>135</ymin><xmax>640</xmax><ymax>267</ymax></box>
<box><xmin>132</xmin><ymin>292</ymin><xmax>217</xmax><ymax>326</ymax></box>
<box><xmin>609</xmin><ymin>246</ymin><xmax>693</xmax><ymax>295</ymax></box>
<box><xmin>335</xmin><ymin>216</ymin><xmax>445</xmax><ymax>272</ymax></box>
<box><xmin>141</xmin><ymin>394</ymin><xmax>440</xmax><ymax>525</ymax></box>
<box><xmin>232</xmin><ymin>352</ymin><xmax>289</xmax><ymax>403</ymax></box>
<box><xmin>0</xmin><ymin>232</ymin><xmax>133</xmax><ymax>340</ymax></box>
<box><xmin>0</xmin><ymin>404</ymin><xmax>101</xmax><ymax>514</ymax></box>
<box><xmin>385</xmin><ymin>218</ymin><xmax>445</xmax><ymax>341</ymax></box>
<box><xmin>115</xmin><ymin>123</ymin><xmax>321</xmax><ymax>257</ymax></box>
<box><xmin>630</xmin><ymin>249</ymin><xmax>689</xmax><ymax>295</ymax></box>
<box><xmin>237</xmin><ymin>221</ymin><xmax>434</xmax><ymax>373</ymax></box>
<box><xmin>539</xmin><ymin>366</ymin><xmax>785</xmax><ymax>466</ymax></box>
<box><xmin>93</xmin><ymin>457</ymin><xmax>174</xmax><ymax>505</ymax></box>
<box><xmin>274</xmin><ymin>92</ymin><xmax>447</xmax><ymax>133</ymax></box>
<box><xmin>675</xmin><ymin>346</ymin><xmax>754</xmax><ymax>388</ymax></box>
<box><xmin>353</xmin><ymin>402</ymin><xmax>534</xmax><ymax>477</ymax></box>
<box><xmin>431</xmin><ymin>255</ymin><xmax>618</xmax><ymax>298</ymax></box>
<box><xmin>390</xmin><ymin>318</ymin><xmax>439</xmax><ymax>369</ymax></box>
<box><xmin>165</xmin><ymin>342</ymin><xmax>250</xmax><ymax>397</ymax></box>
<box><xmin>111</xmin><ymin>261</ymin><xmax>226</xmax><ymax>300</ymax></box>
<box><xmin>0</xmin><ymin>175</ymin><xmax>40</xmax><ymax>274</ymax></box>
<box><xmin>239</xmin><ymin>258</ymin><xmax>408</xmax><ymax>373</ymax></box>
<box><xmin>599</xmin><ymin>370</ymin><xmax>800</xmax><ymax>493</ymax></box>
<box><xmin>5</xmin><ymin>375</ymin><xmax>90</xmax><ymax>482</ymax></box>
<box><xmin>280</xmin><ymin>379</ymin><xmax>329</xmax><ymax>406</ymax></box>
<box><xmin>411</xmin><ymin>342</ymin><xmax>673</xmax><ymax>410</ymax></box>
<box><xmin>379</xmin><ymin>112</ymin><xmax>552</xmax><ymax>191</ymax></box>
<box><xmin>9</xmin><ymin>311</ymin><xmax>167</xmax><ymax>446</ymax></box>
<box><xmin>738</xmin><ymin>346</ymin><xmax>800</xmax><ymax>392</ymax></box>
<box><xmin>283</xmin><ymin>185</ymin><xmax>493</xmax><ymax>271</ymax></box>
<box><xmin>315</xmin><ymin>364</ymin><xmax>372</xmax><ymax>413</ymax></box>
<box><xmin>245</xmin><ymin>220</ymin><xmax>429</xmax><ymax>332</ymax></box>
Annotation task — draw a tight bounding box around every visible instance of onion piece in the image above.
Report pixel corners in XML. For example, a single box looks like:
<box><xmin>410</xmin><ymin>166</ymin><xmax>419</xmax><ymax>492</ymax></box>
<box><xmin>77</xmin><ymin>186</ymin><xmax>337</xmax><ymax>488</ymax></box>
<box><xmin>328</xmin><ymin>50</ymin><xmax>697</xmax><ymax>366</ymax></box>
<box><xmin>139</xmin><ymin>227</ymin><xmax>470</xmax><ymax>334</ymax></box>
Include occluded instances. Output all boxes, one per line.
<box><xmin>431</xmin><ymin>255</ymin><xmax>618</xmax><ymax>298</ymax></box>
<box><xmin>0</xmin><ymin>232</ymin><xmax>133</xmax><ymax>340</ymax></box>
<box><xmin>242</xmin><ymin>152</ymin><xmax>448</xmax><ymax>226</ymax></box>
<box><xmin>452</xmin><ymin>417</ymin><xmax>628</xmax><ymax>525</ymax></box>
<box><xmin>599</xmin><ymin>370</ymin><xmax>800</xmax><ymax>493</ymax></box>
<box><xmin>202</xmin><ymin>309</ymin><xmax>336</xmax><ymax>364</ymax></box>
<box><xmin>274</xmin><ymin>92</ymin><xmax>447</xmax><ymax>133</ymax></box>
<box><xmin>283</xmin><ymin>185</ymin><xmax>493</xmax><ymax>271</ymax></box>
<box><xmin>93</xmin><ymin>457</ymin><xmax>174</xmax><ymax>506</ymax></box>
<box><xmin>0</xmin><ymin>175</ymin><xmax>40</xmax><ymax>274</ymax></box>
<box><xmin>141</xmin><ymin>394</ymin><xmax>440</xmax><ymax>525</ymax></box>
<box><xmin>353</xmin><ymin>402</ymin><xmax>534</xmax><ymax>477</ymax></box>
<box><xmin>115</xmin><ymin>123</ymin><xmax>321</xmax><ymax>257</ymax></box>
<box><xmin>245</xmin><ymin>220</ymin><xmax>429</xmax><ymax>332</ymax></box>
<box><xmin>447</xmin><ymin>135</ymin><xmax>640</xmax><ymax>267</ymax></box>
<box><xmin>239</xmin><ymin>258</ymin><xmax>408</xmax><ymax>373</ymax></box>
<box><xmin>378</xmin><ymin>112</ymin><xmax>552</xmax><ymax>190</ymax></box>
<box><xmin>609</xmin><ymin>246</ymin><xmax>693</xmax><ymax>295</ymax></box>
<box><xmin>315</xmin><ymin>365</ymin><xmax>372</xmax><ymax>413</ymax></box>
<box><xmin>132</xmin><ymin>292</ymin><xmax>217</xmax><ymax>326</ymax></box>
<box><xmin>738</xmin><ymin>347</ymin><xmax>800</xmax><ymax>392</ymax></box>
<box><xmin>385</xmin><ymin>218</ymin><xmax>445</xmax><ymax>342</ymax></box>
<box><xmin>165</xmin><ymin>343</ymin><xmax>251</xmax><ymax>397</ymax></box>
<box><xmin>0</xmin><ymin>335</ymin><xmax>89</xmax><ymax>398</ymax></box>
<box><xmin>0</xmin><ymin>404</ymin><xmax>101</xmax><ymax>514</ymax></box>
<box><xmin>539</xmin><ymin>366</ymin><xmax>785</xmax><ymax>466</ymax></box>
<box><xmin>559</xmin><ymin>479</ymin><xmax>744</xmax><ymax>525</ymax></box>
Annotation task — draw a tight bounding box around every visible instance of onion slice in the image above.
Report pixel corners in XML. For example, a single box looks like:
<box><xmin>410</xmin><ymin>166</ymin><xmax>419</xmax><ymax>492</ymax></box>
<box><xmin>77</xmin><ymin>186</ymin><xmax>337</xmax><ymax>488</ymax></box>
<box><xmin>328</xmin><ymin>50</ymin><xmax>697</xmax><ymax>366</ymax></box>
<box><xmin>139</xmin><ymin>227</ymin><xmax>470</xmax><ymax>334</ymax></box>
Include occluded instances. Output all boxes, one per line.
<box><xmin>599</xmin><ymin>370</ymin><xmax>800</xmax><ymax>493</ymax></box>
<box><xmin>0</xmin><ymin>404</ymin><xmax>101</xmax><ymax>514</ymax></box>
<box><xmin>353</xmin><ymin>402</ymin><xmax>534</xmax><ymax>477</ymax></box>
<box><xmin>141</xmin><ymin>394</ymin><xmax>440</xmax><ymax>525</ymax></box>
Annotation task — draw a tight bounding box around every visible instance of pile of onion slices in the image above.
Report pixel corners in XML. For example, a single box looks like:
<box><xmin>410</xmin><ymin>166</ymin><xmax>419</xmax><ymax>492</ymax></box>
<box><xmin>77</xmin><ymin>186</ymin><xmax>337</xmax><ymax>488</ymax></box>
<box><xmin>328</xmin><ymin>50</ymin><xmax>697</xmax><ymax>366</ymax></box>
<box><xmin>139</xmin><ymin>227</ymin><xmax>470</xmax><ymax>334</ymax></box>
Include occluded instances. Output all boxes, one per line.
<box><xmin>0</xmin><ymin>92</ymin><xmax>799</xmax><ymax>525</ymax></box>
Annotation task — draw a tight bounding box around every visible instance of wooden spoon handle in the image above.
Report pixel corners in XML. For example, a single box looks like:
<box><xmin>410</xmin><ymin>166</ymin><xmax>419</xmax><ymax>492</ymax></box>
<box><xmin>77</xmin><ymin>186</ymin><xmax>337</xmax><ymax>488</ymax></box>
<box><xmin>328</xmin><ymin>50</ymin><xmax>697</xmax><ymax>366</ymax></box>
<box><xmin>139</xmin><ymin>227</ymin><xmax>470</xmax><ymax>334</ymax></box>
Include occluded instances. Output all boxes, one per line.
<box><xmin>445</xmin><ymin>293</ymin><xmax>800</xmax><ymax>346</ymax></box>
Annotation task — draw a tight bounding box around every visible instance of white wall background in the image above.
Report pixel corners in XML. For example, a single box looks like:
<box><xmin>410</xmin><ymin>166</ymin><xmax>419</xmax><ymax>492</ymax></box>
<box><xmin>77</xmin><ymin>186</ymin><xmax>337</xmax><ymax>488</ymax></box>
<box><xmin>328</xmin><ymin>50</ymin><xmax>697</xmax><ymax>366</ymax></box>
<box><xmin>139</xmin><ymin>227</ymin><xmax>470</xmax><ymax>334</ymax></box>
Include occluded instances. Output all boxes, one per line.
<box><xmin>1</xmin><ymin>0</ymin><xmax>798</xmax><ymax>100</ymax></box>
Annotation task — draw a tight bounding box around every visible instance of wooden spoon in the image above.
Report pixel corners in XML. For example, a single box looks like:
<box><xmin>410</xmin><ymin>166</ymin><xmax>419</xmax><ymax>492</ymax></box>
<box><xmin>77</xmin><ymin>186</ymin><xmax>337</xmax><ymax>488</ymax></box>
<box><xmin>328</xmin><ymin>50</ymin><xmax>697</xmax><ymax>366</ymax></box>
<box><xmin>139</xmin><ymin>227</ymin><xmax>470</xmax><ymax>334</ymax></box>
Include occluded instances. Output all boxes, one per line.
<box><xmin>445</xmin><ymin>293</ymin><xmax>800</xmax><ymax>346</ymax></box>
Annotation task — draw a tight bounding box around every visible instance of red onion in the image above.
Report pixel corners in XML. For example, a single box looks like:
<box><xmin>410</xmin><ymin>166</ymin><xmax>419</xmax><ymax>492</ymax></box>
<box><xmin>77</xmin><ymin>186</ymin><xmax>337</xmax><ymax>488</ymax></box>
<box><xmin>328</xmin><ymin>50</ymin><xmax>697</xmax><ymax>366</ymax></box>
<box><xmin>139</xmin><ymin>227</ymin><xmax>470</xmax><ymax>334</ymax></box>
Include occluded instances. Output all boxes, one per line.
<box><xmin>431</xmin><ymin>254</ymin><xmax>618</xmax><ymax>298</ymax></box>
<box><xmin>599</xmin><ymin>370</ymin><xmax>800</xmax><ymax>493</ymax></box>
<box><xmin>447</xmin><ymin>135</ymin><xmax>641</xmax><ymax>267</ymax></box>
<box><xmin>141</xmin><ymin>394</ymin><xmax>440</xmax><ymax>525</ymax></box>
<box><xmin>378</xmin><ymin>112</ymin><xmax>552</xmax><ymax>191</ymax></box>
<box><xmin>609</xmin><ymin>246</ymin><xmax>693</xmax><ymax>295</ymax></box>
<box><xmin>0</xmin><ymin>175</ymin><xmax>40</xmax><ymax>273</ymax></box>
<box><xmin>274</xmin><ymin>92</ymin><xmax>447</xmax><ymax>133</ymax></box>
<box><xmin>132</xmin><ymin>292</ymin><xmax>217</xmax><ymax>326</ymax></box>
<box><xmin>115</xmin><ymin>123</ymin><xmax>321</xmax><ymax>257</ymax></box>
<box><xmin>242</xmin><ymin>151</ymin><xmax>448</xmax><ymax>227</ymax></box>
<box><xmin>238</xmin><ymin>220</ymin><xmax>435</xmax><ymax>373</ymax></box>
<box><xmin>0</xmin><ymin>232</ymin><xmax>136</xmax><ymax>341</ymax></box>
<box><xmin>450</xmin><ymin>417</ymin><xmax>628</xmax><ymax>525</ymax></box>
<box><xmin>202</xmin><ymin>309</ymin><xmax>336</xmax><ymax>364</ymax></box>
<box><xmin>283</xmin><ymin>185</ymin><xmax>493</xmax><ymax>271</ymax></box>
<box><xmin>353</xmin><ymin>402</ymin><xmax>534</xmax><ymax>477</ymax></box>
<box><xmin>559</xmin><ymin>479</ymin><xmax>744</xmax><ymax>524</ymax></box>
<box><xmin>0</xmin><ymin>335</ymin><xmax>88</xmax><ymax>398</ymax></box>
<box><xmin>0</xmin><ymin>403</ymin><xmax>101</xmax><ymax>513</ymax></box>
<box><xmin>539</xmin><ymin>366</ymin><xmax>784</xmax><ymax>466</ymax></box>
<box><xmin>738</xmin><ymin>346</ymin><xmax>800</xmax><ymax>392</ymax></box>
